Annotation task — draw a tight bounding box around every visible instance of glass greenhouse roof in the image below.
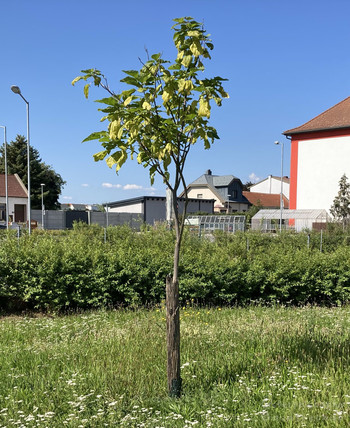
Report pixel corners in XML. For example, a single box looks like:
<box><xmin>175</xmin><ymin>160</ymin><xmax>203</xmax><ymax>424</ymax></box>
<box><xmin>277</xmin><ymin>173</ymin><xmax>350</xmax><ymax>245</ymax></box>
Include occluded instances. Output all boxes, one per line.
<box><xmin>252</xmin><ymin>209</ymin><xmax>330</xmax><ymax>221</ymax></box>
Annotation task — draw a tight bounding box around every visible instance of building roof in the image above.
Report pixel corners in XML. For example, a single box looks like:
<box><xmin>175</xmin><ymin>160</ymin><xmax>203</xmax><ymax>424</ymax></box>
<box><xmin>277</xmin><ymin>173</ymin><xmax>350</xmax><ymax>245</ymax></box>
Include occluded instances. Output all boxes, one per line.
<box><xmin>0</xmin><ymin>174</ymin><xmax>27</xmax><ymax>198</ymax></box>
<box><xmin>243</xmin><ymin>191</ymin><xmax>289</xmax><ymax>209</ymax></box>
<box><xmin>284</xmin><ymin>96</ymin><xmax>350</xmax><ymax>136</ymax></box>
<box><xmin>252</xmin><ymin>209</ymin><xmax>329</xmax><ymax>220</ymax></box>
<box><xmin>191</xmin><ymin>172</ymin><xmax>238</xmax><ymax>187</ymax></box>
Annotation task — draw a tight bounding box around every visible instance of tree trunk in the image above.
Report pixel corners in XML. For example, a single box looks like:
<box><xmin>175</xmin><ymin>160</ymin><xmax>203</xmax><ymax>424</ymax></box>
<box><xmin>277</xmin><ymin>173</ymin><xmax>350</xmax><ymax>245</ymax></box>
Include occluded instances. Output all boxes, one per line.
<box><xmin>166</xmin><ymin>274</ymin><xmax>181</xmax><ymax>397</ymax></box>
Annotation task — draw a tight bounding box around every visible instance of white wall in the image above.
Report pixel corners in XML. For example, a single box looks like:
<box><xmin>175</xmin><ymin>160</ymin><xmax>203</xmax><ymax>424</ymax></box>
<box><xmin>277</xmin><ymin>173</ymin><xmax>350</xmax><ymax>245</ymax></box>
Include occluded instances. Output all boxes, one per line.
<box><xmin>250</xmin><ymin>176</ymin><xmax>289</xmax><ymax>198</ymax></box>
<box><xmin>0</xmin><ymin>196</ymin><xmax>27</xmax><ymax>221</ymax></box>
<box><xmin>297</xmin><ymin>135</ymin><xmax>350</xmax><ymax>211</ymax></box>
<box><xmin>187</xmin><ymin>187</ymin><xmax>216</xmax><ymax>201</ymax></box>
<box><xmin>109</xmin><ymin>202</ymin><xmax>143</xmax><ymax>214</ymax></box>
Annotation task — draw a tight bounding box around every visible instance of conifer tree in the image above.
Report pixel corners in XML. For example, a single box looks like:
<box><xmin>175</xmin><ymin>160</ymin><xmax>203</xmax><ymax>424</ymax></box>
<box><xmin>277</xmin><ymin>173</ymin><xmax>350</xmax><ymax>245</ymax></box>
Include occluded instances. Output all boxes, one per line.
<box><xmin>330</xmin><ymin>174</ymin><xmax>350</xmax><ymax>229</ymax></box>
<box><xmin>0</xmin><ymin>135</ymin><xmax>65</xmax><ymax>209</ymax></box>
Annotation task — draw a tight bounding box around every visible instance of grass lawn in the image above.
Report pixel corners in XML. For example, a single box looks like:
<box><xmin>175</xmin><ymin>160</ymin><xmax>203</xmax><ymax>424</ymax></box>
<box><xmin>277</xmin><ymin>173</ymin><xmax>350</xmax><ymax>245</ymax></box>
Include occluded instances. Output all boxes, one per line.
<box><xmin>1</xmin><ymin>306</ymin><xmax>350</xmax><ymax>427</ymax></box>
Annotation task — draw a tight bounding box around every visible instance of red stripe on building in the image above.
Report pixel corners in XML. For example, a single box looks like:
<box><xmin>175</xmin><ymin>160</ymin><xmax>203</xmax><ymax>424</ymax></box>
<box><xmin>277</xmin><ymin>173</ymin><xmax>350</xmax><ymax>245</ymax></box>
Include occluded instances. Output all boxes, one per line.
<box><xmin>289</xmin><ymin>139</ymin><xmax>298</xmax><ymax>210</ymax></box>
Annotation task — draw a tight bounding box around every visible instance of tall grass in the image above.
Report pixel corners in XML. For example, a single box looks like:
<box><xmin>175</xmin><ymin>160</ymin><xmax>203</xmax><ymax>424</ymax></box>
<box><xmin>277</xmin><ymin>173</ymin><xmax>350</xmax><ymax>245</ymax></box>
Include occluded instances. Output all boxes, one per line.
<box><xmin>1</xmin><ymin>306</ymin><xmax>350</xmax><ymax>426</ymax></box>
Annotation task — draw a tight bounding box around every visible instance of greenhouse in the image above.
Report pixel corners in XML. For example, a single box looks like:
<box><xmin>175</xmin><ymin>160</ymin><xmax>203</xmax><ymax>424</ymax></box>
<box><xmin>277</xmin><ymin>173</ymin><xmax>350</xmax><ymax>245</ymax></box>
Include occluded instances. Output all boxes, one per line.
<box><xmin>185</xmin><ymin>215</ymin><xmax>245</xmax><ymax>234</ymax></box>
<box><xmin>251</xmin><ymin>209</ymin><xmax>331</xmax><ymax>232</ymax></box>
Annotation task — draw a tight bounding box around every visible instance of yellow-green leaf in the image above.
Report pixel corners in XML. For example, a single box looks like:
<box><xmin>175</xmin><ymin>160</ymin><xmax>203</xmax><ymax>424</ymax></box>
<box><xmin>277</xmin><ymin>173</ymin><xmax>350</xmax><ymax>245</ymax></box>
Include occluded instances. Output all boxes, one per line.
<box><xmin>71</xmin><ymin>76</ymin><xmax>83</xmax><ymax>86</ymax></box>
<box><xmin>187</xmin><ymin>30</ymin><xmax>200</xmax><ymax>37</ymax></box>
<box><xmin>109</xmin><ymin>120</ymin><xmax>120</xmax><ymax>140</ymax></box>
<box><xmin>181</xmin><ymin>55</ymin><xmax>192</xmax><ymax>67</ymax></box>
<box><xmin>178</xmin><ymin>79</ymin><xmax>193</xmax><ymax>94</ymax></box>
<box><xmin>162</xmin><ymin>90</ymin><xmax>172</xmax><ymax>104</ymax></box>
<box><xmin>142</xmin><ymin>101</ymin><xmax>152</xmax><ymax>110</ymax></box>
<box><xmin>117</xmin><ymin>126</ymin><xmax>124</xmax><ymax>139</ymax></box>
<box><xmin>116</xmin><ymin>151</ymin><xmax>127</xmax><ymax>171</ymax></box>
<box><xmin>93</xmin><ymin>150</ymin><xmax>108</xmax><ymax>162</ymax></box>
<box><xmin>190</xmin><ymin>40</ymin><xmax>203</xmax><ymax>57</ymax></box>
<box><xmin>198</xmin><ymin>98</ymin><xmax>211</xmax><ymax>118</ymax></box>
<box><xmin>177</xmin><ymin>50</ymin><xmax>184</xmax><ymax>61</ymax></box>
<box><xmin>124</xmin><ymin>96</ymin><xmax>133</xmax><ymax>106</ymax></box>
<box><xmin>106</xmin><ymin>155</ymin><xmax>117</xmax><ymax>168</ymax></box>
<box><xmin>84</xmin><ymin>83</ymin><xmax>91</xmax><ymax>99</ymax></box>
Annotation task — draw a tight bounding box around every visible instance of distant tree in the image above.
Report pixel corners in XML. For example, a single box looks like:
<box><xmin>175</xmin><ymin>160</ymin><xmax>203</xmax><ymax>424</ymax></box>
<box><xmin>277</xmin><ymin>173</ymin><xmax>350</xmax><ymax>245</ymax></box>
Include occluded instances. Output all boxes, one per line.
<box><xmin>0</xmin><ymin>135</ymin><xmax>65</xmax><ymax>209</ymax></box>
<box><xmin>96</xmin><ymin>204</ymin><xmax>106</xmax><ymax>212</ymax></box>
<box><xmin>242</xmin><ymin>180</ymin><xmax>253</xmax><ymax>191</ymax></box>
<box><xmin>330</xmin><ymin>174</ymin><xmax>350</xmax><ymax>230</ymax></box>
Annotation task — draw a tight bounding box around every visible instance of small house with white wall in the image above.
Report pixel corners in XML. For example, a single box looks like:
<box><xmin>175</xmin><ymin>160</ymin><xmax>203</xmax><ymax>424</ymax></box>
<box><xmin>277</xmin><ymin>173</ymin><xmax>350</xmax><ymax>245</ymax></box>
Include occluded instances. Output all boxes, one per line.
<box><xmin>0</xmin><ymin>174</ymin><xmax>28</xmax><ymax>223</ymax></box>
<box><xmin>249</xmin><ymin>175</ymin><xmax>290</xmax><ymax>199</ymax></box>
<box><xmin>106</xmin><ymin>195</ymin><xmax>214</xmax><ymax>224</ymax></box>
<box><xmin>284</xmin><ymin>96</ymin><xmax>350</xmax><ymax>212</ymax></box>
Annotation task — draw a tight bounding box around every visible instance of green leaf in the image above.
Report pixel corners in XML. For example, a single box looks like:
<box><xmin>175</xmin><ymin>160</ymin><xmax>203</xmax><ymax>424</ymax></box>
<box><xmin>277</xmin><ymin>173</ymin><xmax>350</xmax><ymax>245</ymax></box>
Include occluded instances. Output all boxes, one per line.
<box><xmin>95</xmin><ymin>97</ymin><xmax>119</xmax><ymax>106</ymax></box>
<box><xmin>120</xmin><ymin>76</ymin><xmax>142</xmax><ymax>88</ymax></box>
<box><xmin>82</xmin><ymin>131</ymin><xmax>106</xmax><ymax>143</ymax></box>
<box><xmin>122</xmin><ymin>70</ymin><xmax>139</xmax><ymax>78</ymax></box>
<box><xmin>93</xmin><ymin>150</ymin><xmax>108</xmax><ymax>161</ymax></box>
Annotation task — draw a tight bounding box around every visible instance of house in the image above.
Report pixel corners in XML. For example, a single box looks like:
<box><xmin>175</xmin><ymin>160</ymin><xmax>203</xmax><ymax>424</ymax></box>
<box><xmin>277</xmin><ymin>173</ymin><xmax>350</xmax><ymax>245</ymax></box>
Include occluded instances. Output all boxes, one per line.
<box><xmin>106</xmin><ymin>195</ymin><xmax>214</xmax><ymax>224</ymax></box>
<box><xmin>249</xmin><ymin>175</ymin><xmax>290</xmax><ymax>199</ymax></box>
<box><xmin>243</xmin><ymin>191</ymin><xmax>289</xmax><ymax>209</ymax></box>
<box><xmin>0</xmin><ymin>174</ymin><xmax>28</xmax><ymax>223</ymax></box>
<box><xmin>284</xmin><ymin>96</ymin><xmax>350</xmax><ymax>212</ymax></box>
<box><xmin>180</xmin><ymin>170</ymin><xmax>250</xmax><ymax>213</ymax></box>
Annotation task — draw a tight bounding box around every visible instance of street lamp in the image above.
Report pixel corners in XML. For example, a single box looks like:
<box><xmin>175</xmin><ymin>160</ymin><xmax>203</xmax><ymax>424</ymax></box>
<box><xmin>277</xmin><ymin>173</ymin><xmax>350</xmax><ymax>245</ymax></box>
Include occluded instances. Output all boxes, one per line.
<box><xmin>0</xmin><ymin>126</ymin><xmax>9</xmax><ymax>229</ymax></box>
<box><xmin>274</xmin><ymin>141</ymin><xmax>284</xmax><ymax>232</ymax></box>
<box><xmin>11</xmin><ymin>85</ymin><xmax>31</xmax><ymax>234</ymax></box>
<box><xmin>41</xmin><ymin>183</ymin><xmax>45</xmax><ymax>230</ymax></box>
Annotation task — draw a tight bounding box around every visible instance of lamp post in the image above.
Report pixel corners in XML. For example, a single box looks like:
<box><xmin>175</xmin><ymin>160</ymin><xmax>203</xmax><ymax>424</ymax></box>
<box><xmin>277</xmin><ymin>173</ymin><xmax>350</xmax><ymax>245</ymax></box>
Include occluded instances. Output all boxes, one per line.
<box><xmin>41</xmin><ymin>183</ymin><xmax>45</xmax><ymax>230</ymax></box>
<box><xmin>11</xmin><ymin>85</ymin><xmax>31</xmax><ymax>234</ymax></box>
<box><xmin>0</xmin><ymin>126</ymin><xmax>9</xmax><ymax>229</ymax></box>
<box><xmin>274</xmin><ymin>141</ymin><xmax>284</xmax><ymax>232</ymax></box>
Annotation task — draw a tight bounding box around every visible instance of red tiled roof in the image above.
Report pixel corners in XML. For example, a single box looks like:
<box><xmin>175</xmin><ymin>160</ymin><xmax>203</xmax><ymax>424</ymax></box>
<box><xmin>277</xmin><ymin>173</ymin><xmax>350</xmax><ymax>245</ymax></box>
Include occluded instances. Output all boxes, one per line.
<box><xmin>243</xmin><ymin>191</ymin><xmax>289</xmax><ymax>209</ymax></box>
<box><xmin>0</xmin><ymin>174</ymin><xmax>27</xmax><ymax>198</ymax></box>
<box><xmin>284</xmin><ymin>96</ymin><xmax>350</xmax><ymax>135</ymax></box>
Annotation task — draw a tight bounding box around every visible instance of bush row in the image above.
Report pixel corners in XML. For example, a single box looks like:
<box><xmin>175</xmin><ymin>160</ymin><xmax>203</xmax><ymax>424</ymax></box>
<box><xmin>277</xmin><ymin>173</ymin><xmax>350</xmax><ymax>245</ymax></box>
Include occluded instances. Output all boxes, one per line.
<box><xmin>1</xmin><ymin>224</ymin><xmax>350</xmax><ymax>311</ymax></box>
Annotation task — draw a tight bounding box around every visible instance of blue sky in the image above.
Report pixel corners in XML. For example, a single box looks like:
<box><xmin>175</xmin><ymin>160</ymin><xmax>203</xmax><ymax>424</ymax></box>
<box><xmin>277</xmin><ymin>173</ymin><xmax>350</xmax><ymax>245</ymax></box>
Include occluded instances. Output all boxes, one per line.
<box><xmin>1</xmin><ymin>0</ymin><xmax>350</xmax><ymax>204</ymax></box>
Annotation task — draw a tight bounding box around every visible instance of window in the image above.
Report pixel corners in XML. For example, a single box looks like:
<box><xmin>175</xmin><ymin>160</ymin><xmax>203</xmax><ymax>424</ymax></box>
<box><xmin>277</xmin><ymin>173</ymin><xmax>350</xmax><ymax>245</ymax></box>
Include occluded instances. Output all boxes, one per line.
<box><xmin>197</xmin><ymin>193</ymin><xmax>203</xmax><ymax>199</ymax></box>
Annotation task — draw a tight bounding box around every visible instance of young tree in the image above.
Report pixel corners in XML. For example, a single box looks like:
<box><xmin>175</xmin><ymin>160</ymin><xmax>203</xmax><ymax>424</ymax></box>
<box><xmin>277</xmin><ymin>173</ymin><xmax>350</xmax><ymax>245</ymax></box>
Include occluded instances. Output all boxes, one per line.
<box><xmin>0</xmin><ymin>135</ymin><xmax>65</xmax><ymax>209</ymax></box>
<box><xmin>330</xmin><ymin>173</ymin><xmax>350</xmax><ymax>230</ymax></box>
<box><xmin>72</xmin><ymin>17</ymin><xmax>228</xmax><ymax>397</ymax></box>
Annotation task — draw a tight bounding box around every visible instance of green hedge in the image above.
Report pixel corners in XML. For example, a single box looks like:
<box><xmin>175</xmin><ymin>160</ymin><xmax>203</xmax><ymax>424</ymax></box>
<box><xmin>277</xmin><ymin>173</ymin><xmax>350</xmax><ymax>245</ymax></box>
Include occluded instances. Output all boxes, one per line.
<box><xmin>1</xmin><ymin>224</ymin><xmax>350</xmax><ymax>311</ymax></box>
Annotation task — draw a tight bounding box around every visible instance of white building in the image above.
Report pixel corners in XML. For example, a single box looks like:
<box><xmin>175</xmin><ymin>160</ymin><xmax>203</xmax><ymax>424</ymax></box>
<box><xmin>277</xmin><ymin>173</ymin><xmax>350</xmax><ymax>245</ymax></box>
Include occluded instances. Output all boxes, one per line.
<box><xmin>249</xmin><ymin>175</ymin><xmax>290</xmax><ymax>199</ymax></box>
<box><xmin>249</xmin><ymin>175</ymin><xmax>289</xmax><ymax>199</ymax></box>
<box><xmin>284</xmin><ymin>95</ymin><xmax>350</xmax><ymax>212</ymax></box>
